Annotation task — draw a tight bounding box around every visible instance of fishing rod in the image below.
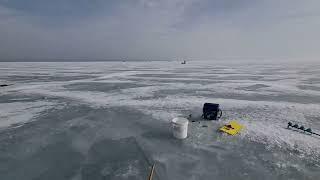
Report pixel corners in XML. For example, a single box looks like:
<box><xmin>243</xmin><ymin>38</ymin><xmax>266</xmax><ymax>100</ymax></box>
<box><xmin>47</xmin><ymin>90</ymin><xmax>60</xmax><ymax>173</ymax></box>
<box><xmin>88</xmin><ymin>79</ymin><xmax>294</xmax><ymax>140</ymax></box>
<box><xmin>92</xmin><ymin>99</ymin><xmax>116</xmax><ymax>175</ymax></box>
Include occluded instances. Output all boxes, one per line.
<box><xmin>148</xmin><ymin>163</ymin><xmax>156</xmax><ymax>180</ymax></box>
<box><xmin>287</xmin><ymin>122</ymin><xmax>320</xmax><ymax>136</ymax></box>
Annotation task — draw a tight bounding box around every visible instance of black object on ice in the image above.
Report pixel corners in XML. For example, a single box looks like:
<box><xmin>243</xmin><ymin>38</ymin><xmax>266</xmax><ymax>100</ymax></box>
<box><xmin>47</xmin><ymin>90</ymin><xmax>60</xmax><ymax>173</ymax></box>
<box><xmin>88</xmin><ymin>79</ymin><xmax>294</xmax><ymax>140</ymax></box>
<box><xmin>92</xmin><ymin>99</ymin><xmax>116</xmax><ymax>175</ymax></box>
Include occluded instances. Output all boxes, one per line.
<box><xmin>298</xmin><ymin>126</ymin><xmax>305</xmax><ymax>131</ymax></box>
<box><xmin>305</xmin><ymin>128</ymin><xmax>312</xmax><ymax>133</ymax></box>
<box><xmin>287</xmin><ymin>122</ymin><xmax>293</xmax><ymax>128</ymax></box>
<box><xmin>0</xmin><ymin>84</ymin><xmax>9</xmax><ymax>87</ymax></box>
<box><xmin>202</xmin><ymin>103</ymin><xmax>222</xmax><ymax>120</ymax></box>
<box><xmin>304</xmin><ymin>128</ymin><xmax>320</xmax><ymax>136</ymax></box>
<box><xmin>287</xmin><ymin>122</ymin><xmax>320</xmax><ymax>137</ymax></box>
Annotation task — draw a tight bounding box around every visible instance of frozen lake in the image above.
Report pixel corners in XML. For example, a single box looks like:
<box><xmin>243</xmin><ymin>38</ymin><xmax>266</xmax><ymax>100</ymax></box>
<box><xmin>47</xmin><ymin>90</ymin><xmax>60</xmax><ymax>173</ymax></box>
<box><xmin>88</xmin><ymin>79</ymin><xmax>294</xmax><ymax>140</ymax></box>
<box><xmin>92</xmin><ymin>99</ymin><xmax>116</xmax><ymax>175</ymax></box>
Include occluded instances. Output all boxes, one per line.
<box><xmin>0</xmin><ymin>61</ymin><xmax>320</xmax><ymax>179</ymax></box>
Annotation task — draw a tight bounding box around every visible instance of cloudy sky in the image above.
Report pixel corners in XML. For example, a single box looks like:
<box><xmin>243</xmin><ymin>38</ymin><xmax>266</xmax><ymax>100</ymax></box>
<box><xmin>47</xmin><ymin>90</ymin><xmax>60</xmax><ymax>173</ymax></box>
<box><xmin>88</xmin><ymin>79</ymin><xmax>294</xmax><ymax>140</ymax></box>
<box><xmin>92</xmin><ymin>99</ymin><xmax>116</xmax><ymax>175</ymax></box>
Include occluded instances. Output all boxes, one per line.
<box><xmin>0</xmin><ymin>0</ymin><xmax>319</xmax><ymax>61</ymax></box>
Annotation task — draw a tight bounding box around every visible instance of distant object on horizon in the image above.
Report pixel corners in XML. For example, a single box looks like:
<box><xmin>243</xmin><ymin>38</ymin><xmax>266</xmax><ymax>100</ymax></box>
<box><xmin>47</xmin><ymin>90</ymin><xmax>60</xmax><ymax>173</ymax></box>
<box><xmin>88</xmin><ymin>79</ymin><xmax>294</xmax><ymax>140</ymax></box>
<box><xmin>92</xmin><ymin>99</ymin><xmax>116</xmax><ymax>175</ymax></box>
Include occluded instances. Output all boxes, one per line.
<box><xmin>181</xmin><ymin>60</ymin><xmax>186</xmax><ymax>64</ymax></box>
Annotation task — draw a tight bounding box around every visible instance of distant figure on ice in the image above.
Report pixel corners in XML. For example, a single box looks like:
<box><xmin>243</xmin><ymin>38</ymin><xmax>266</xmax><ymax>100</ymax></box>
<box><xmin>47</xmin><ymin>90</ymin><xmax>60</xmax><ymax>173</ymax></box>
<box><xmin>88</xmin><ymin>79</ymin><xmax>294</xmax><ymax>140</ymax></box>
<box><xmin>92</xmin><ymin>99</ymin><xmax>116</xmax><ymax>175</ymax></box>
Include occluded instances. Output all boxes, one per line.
<box><xmin>181</xmin><ymin>60</ymin><xmax>186</xmax><ymax>64</ymax></box>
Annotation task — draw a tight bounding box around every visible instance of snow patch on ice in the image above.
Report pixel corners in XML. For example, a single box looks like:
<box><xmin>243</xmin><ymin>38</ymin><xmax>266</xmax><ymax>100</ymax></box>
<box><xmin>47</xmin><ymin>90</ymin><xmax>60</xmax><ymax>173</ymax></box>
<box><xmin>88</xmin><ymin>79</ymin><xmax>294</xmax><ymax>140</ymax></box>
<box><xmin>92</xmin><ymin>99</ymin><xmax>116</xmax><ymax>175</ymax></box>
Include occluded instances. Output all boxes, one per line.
<box><xmin>0</xmin><ymin>101</ymin><xmax>60</xmax><ymax>128</ymax></box>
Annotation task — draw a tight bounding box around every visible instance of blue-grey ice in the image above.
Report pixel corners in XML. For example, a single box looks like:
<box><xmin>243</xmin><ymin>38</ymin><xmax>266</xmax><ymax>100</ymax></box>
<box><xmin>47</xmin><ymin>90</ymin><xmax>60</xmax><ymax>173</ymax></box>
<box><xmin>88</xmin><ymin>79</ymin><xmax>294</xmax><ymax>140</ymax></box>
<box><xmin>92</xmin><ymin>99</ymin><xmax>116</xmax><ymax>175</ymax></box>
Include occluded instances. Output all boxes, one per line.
<box><xmin>0</xmin><ymin>61</ymin><xmax>320</xmax><ymax>180</ymax></box>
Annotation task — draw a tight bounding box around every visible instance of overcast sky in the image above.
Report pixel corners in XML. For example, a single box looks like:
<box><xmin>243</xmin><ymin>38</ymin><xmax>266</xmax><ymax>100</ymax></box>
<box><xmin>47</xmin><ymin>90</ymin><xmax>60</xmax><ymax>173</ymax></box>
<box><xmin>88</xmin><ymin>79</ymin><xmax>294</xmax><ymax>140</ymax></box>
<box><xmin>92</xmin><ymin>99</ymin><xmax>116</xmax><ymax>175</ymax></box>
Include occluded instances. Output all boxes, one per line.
<box><xmin>0</xmin><ymin>0</ymin><xmax>319</xmax><ymax>61</ymax></box>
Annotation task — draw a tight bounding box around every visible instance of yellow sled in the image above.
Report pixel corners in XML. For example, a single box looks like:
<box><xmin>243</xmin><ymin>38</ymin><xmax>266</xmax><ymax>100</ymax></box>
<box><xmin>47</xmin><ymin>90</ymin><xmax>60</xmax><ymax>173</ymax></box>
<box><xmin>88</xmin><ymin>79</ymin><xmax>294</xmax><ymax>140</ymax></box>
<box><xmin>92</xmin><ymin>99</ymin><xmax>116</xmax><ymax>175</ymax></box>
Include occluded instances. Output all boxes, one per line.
<box><xmin>220</xmin><ymin>121</ymin><xmax>244</xmax><ymax>135</ymax></box>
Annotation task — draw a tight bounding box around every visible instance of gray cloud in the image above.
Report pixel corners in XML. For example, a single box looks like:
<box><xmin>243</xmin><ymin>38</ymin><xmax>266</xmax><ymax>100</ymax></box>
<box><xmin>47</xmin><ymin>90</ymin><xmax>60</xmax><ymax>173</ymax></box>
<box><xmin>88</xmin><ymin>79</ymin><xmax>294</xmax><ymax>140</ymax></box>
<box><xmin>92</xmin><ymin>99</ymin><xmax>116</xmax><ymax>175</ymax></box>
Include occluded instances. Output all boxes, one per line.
<box><xmin>0</xmin><ymin>0</ymin><xmax>320</xmax><ymax>61</ymax></box>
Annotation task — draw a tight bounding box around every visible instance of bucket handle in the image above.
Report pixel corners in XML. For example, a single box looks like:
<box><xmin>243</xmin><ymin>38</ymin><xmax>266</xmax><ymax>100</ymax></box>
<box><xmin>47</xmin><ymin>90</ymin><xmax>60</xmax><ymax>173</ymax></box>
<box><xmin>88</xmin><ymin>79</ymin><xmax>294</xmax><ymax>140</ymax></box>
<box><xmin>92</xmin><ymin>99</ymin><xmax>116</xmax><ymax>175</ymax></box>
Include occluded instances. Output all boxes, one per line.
<box><xmin>171</xmin><ymin>122</ymin><xmax>181</xmax><ymax>131</ymax></box>
<box><xmin>171</xmin><ymin>121</ymin><xmax>178</xmax><ymax>126</ymax></box>
<box><xmin>171</xmin><ymin>120</ymin><xmax>187</xmax><ymax>128</ymax></box>
<box><xmin>171</xmin><ymin>122</ymin><xmax>178</xmax><ymax>126</ymax></box>
<box><xmin>217</xmin><ymin>109</ymin><xmax>222</xmax><ymax>119</ymax></box>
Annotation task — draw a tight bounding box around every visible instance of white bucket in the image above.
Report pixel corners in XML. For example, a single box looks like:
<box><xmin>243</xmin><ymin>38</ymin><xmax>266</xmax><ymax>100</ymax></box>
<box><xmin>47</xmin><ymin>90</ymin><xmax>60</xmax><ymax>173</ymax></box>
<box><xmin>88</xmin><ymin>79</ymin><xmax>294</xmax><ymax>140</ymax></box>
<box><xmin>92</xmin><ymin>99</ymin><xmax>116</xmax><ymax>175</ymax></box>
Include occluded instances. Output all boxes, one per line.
<box><xmin>171</xmin><ymin>117</ymin><xmax>189</xmax><ymax>139</ymax></box>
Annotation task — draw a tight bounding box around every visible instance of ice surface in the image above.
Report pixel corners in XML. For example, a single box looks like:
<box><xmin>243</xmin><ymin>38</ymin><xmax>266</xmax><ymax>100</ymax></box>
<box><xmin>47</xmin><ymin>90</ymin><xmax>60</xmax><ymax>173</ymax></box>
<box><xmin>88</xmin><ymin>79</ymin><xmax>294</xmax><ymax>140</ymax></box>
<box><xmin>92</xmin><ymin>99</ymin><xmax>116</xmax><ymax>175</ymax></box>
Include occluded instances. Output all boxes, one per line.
<box><xmin>0</xmin><ymin>101</ymin><xmax>61</xmax><ymax>128</ymax></box>
<box><xmin>0</xmin><ymin>61</ymin><xmax>320</xmax><ymax>179</ymax></box>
